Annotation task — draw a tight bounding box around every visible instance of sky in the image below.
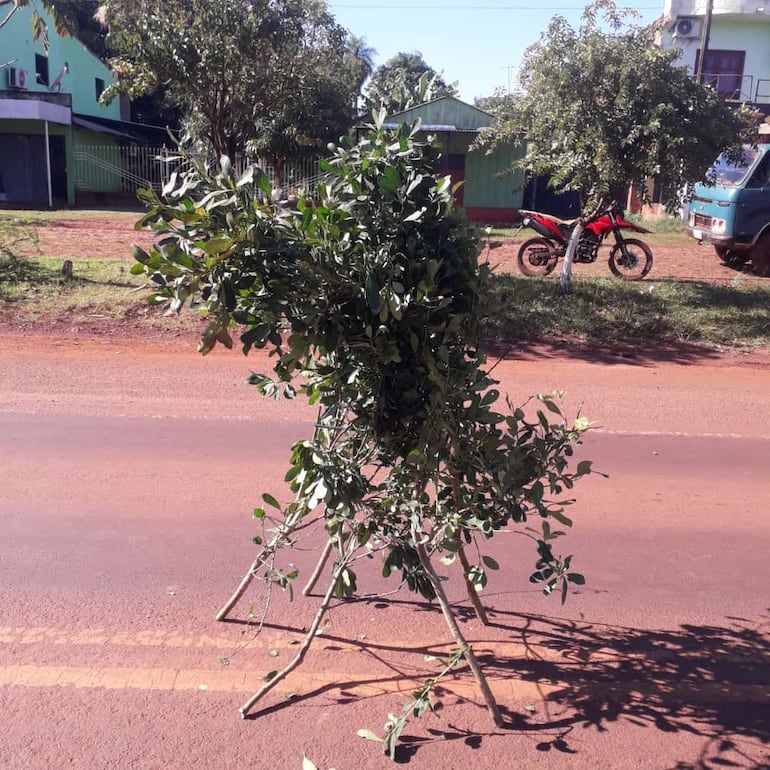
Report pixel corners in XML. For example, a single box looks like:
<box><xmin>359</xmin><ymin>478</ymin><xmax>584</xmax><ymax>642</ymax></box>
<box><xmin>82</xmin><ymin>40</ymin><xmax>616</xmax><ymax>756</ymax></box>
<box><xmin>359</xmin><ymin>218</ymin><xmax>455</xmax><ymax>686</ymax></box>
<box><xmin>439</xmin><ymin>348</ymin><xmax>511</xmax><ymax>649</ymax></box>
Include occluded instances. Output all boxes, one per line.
<box><xmin>327</xmin><ymin>1</ymin><xmax>664</xmax><ymax>104</ymax></box>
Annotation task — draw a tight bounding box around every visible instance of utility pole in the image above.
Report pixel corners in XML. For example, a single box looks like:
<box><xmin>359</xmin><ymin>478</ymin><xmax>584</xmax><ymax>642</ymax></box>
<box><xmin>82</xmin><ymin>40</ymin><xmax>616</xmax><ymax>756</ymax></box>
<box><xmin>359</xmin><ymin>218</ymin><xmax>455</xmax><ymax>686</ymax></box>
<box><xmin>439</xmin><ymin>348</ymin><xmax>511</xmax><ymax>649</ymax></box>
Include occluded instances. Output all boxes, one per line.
<box><xmin>694</xmin><ymin>0</ymin><xmax>715</xmax><ymax>85</ymax></box>
<box><xmin>499</xmin><ymin>65</ymin><xmax>515</xmax><ymax>94</ymax></box>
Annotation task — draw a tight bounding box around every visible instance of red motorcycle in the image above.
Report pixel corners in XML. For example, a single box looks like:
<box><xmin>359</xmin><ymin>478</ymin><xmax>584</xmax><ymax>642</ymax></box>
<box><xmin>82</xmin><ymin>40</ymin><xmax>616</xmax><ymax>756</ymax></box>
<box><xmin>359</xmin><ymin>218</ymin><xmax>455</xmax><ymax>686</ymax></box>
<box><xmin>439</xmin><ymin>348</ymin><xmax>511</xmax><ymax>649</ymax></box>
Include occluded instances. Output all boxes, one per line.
<box><xmin>516</xmin><ymin>203</ymin><xmax>653</xmax><ymax>280</ymax></box>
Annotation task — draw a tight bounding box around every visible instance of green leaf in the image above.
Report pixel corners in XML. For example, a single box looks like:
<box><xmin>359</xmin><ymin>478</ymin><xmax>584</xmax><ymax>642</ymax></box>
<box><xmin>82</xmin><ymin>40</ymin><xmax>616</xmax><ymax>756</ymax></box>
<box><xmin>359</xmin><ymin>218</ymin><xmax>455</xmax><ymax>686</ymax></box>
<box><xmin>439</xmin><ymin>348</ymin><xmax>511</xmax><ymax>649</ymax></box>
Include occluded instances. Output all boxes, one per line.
<box><xmin>202</xmin><ymin>236</ymin><xmax>234</xmax><ymax>256</ymax></box>
<box><xmin>482</xmin><ymin>555</ymin><xmax>500</xmax><ymax>570</ymax></box>
<box><xmin>568</xmin><ymin>572</ymin><xmax>586</xmax><ymax>585</ymax></box>
<box><xmin>131</xmin><ymin>245</ymin><xmax>152</xmax><ymax>264</ymax></box>
<box><xmin>236</xmin><ymin>166</ymin><xmax>255</xmax><ymax>187</ymax></box>
<box><xmin>403</xmin><ymin>208</ymin><xmax>424</xmax><ymax>223</ymax></box>
<box><xmin>377</xmin><ymin>166</ymin><xmax>400</xmax><ymax>196</ymax></box>
<box><xmin>262</xmin><ymin>493</ymin><xmax>281</xmax><ymax>509</ymax></box>
<box><xmin>365</xmin><ymin>274</ymin><xmax>381</xmax><ymax>312</ymax></box>
<box><xmin>549</xmin><ymin>511</ymin><xmax>573</xmax><ymax>527</ymax></box>
<box><xmin>253</xmin><ymin>507</ymin><xmax>265</xmax><ymax>519</ymax></box>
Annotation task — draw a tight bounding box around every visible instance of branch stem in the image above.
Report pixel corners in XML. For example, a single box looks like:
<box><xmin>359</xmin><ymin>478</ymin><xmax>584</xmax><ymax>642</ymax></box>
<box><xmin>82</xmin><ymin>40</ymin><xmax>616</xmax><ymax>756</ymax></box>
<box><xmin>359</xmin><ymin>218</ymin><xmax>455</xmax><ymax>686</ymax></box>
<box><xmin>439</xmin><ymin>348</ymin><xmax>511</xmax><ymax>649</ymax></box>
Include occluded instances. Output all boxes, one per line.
<box><xmin>216</xmin><ymin>509</ymin><xmax>304</xmax><ymax>621</ymax></box>
<box><xmin>413</xmin><ymin>536</ymin><xmax>503</xmax><ymax>728</ymax></box>
<box><xmin>239</xmin><ymin>550</ymin><xmax>349</xmax><ymax>717</ymax></box>
<box><xmin>457</xmin><ymin>546</ymin><xmax>489</xmax><ymax>625</ymax></box>
<box><xmin>302</xmin><ymin>538</ymin><xmax>333</xmax><ymax>596</ymax></box>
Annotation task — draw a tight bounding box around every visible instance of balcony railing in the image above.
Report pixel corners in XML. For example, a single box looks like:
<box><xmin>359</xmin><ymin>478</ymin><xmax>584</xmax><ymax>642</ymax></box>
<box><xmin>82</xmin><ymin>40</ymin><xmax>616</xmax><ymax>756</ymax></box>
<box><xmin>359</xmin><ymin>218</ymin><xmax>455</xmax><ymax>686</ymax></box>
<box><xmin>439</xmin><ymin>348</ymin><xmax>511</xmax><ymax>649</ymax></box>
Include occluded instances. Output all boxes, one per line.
<box><xmin>699</xmin><ymin>73</ymin><xmax>770</xmax><ymax>104</ymax></box>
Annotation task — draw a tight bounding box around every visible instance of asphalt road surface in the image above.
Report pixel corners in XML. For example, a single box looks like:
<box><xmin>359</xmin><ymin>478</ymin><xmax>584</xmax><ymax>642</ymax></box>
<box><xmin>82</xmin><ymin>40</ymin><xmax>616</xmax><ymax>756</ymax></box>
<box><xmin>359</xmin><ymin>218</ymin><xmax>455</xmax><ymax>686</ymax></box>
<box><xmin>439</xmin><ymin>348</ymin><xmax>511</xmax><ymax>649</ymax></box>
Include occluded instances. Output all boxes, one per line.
<box><xmin>1</xmin><ymin>335</ymin><xmax>768</xmax><ymax>770</ymax></box>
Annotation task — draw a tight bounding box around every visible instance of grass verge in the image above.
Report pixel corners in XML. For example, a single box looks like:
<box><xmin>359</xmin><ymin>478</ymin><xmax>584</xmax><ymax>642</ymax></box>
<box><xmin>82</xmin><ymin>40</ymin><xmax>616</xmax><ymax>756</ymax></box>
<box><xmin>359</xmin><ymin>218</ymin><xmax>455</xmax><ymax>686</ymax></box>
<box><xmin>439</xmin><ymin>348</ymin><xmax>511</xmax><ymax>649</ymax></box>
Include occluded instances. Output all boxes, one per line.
<box><xmin>481</xmin><ymin>274</ymin><xmax>770</xmax><ymax>352</ymax></box>
<box><xmin>2</xmin><ymin>253</ymin><xmax>769</xmax><ymax>353</ymax></box>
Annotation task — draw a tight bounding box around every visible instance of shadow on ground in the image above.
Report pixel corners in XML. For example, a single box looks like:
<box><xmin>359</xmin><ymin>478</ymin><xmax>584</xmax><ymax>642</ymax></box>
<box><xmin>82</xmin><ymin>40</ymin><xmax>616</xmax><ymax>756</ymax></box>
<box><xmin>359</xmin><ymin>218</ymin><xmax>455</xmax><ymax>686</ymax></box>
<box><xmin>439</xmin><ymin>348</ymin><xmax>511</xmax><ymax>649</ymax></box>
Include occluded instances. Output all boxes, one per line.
<box><xmin>467</xmin><ymin>607</ymin><xmax>770</xmax><ymax>769</ymax></box>
<box><xmin>234</xmin><ymin>604</ymin><xmax>769</xmax><ymax>768</ymax></box>
<box><xmin>483</xmin><ymin>275</ymin><xmax>770</xmax><ymax>365</ymax></box>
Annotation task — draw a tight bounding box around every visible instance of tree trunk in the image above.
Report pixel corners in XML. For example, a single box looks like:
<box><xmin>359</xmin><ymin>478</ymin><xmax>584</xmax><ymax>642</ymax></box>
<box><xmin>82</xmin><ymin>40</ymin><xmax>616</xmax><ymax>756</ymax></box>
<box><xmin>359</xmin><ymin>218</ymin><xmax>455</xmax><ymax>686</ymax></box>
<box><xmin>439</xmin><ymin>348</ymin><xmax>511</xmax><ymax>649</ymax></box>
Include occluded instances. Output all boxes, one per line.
<box><xmin>413</xmin><ymin>536</ymin><xmax>504</xmax><ymax>728</ymax></box>
<box><xmin>559</xmin><ymin>220</ymin><xmax>584</xmax><ymax>293</ymax></box>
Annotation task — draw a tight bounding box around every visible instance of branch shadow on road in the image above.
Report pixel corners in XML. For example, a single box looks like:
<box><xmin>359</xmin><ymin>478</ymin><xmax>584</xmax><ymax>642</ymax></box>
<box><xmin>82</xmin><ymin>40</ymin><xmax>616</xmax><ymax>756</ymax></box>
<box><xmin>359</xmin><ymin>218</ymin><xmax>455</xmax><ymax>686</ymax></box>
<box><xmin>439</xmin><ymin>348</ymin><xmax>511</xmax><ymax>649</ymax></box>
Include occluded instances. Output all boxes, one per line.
<box><xmin>226</xmin><ymin>604</ymin><xmax>770</xmax><ymax>767</ymax></box>
<box><xmin>469</xmin><ymin>607</ymin><xmax>770</xmax><ymax>769</ymax></box>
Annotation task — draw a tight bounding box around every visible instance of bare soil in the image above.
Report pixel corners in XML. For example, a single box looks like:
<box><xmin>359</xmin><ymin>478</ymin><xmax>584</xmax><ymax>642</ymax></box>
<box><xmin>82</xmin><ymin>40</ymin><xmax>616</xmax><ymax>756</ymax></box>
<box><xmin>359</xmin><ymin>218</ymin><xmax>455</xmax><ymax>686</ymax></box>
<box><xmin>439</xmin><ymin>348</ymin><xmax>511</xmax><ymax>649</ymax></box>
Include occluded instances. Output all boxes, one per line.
<box><xmin>27</xmin><ymin>217</ymin><xmax>766</xmax><ymax>283</ymax></box>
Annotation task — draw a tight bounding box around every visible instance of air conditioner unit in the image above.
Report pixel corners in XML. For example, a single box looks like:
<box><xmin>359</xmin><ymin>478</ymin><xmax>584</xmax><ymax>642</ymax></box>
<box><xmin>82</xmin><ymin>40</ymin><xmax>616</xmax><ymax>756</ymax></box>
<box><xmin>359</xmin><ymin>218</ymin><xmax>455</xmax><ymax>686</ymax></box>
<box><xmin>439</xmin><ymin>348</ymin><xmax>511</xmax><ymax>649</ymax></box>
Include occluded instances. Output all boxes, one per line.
<box><xmin>7</xmin><ymin>67</ymin><xmax>29</xmax><ymax>89</ymax></box>
<box><xmin>673</xmin><ymin>17</ymin><xmax>702</xmax><ymax>39</ymax></box>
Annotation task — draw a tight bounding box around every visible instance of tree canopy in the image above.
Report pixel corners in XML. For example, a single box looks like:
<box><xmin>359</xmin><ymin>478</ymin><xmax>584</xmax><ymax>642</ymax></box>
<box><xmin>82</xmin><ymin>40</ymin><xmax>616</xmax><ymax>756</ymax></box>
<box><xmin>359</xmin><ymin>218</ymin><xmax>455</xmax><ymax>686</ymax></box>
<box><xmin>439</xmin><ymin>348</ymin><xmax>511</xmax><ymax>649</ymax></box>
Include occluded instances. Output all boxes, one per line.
<box><xmin>364</xmin><ymin>51</ymin><xmax>458</xmax><ymax>115</ymax></box>
<box><xmin>100</xmin><ymin>0</ymin><xmax>361</xmax><ymax>164</ymax></box>
<box><xmin>476</xmin><ymin>0</ymin><xmax>758</xmax><ymax>210</ymax></box>
<box><xmin>131</xmin><ymin>116</ymin><xmax>593</xmax><ymax>750</ymax></box>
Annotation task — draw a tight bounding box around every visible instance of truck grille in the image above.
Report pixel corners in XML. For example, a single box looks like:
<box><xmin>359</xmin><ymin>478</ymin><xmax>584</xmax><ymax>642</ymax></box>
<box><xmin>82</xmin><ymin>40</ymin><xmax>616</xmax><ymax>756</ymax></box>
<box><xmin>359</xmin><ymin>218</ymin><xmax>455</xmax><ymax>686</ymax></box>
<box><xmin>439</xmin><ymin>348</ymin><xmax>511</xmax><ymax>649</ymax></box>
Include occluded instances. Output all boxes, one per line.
<box><xmin>692</xmin><ymin>213</ymin><xmax>712</xmax><ymax>228</ymax></box>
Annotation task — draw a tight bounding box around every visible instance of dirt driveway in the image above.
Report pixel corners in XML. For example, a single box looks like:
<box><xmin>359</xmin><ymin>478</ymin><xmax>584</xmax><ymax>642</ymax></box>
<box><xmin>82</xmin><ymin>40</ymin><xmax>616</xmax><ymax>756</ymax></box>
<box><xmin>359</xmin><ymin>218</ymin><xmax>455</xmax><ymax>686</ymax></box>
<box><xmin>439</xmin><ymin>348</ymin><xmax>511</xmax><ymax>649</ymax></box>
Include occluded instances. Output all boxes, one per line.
<box><xmin>23</xmin><ymin>215</ymin><xmax>767</xmax><ymax>285</ymax></box>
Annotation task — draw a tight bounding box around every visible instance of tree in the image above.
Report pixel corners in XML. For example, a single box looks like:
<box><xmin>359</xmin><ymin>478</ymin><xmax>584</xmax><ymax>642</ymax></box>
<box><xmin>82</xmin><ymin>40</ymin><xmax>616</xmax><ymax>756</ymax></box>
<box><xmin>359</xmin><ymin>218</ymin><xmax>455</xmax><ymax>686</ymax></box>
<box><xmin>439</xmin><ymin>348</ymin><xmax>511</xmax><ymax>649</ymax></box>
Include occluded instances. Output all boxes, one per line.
<box><xmin>346</xmin><ymin>33</ymin><xmax>376</xmax><ymax>107</ymax></box>
<box><xmin>364</xmin><ymin>51</ymin><xmax>458</xmax><ymax>115</ymax></box>
<box><xmin>474</xmin><ymin>90</ymin><xmax>513</xmax><ymax>115</ymax></box>
<box><xmin>476</xmin><ymin>0</ymin><xmax>758</xmax><ymax>287</ymax></box>
<box><xmin>131</xmin><ymin>116</ymin><xmax>594</xmax><ymax>756</ymax></box>
<box><xmin>101</xmin><ymin>0</ymin><xmax>360</xmax><ymax>166</ymax></box>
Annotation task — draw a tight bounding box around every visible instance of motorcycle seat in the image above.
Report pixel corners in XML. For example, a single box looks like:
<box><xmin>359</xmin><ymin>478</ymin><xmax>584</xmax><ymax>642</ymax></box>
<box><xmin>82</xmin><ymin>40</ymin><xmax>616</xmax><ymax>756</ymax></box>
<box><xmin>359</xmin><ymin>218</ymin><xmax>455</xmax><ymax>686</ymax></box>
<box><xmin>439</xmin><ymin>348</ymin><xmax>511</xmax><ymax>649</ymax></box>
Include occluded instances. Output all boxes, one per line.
<box><xmin>532</xmin><ymin>212</ymin><xmax>580</xmax><ymax>226</ymax></box>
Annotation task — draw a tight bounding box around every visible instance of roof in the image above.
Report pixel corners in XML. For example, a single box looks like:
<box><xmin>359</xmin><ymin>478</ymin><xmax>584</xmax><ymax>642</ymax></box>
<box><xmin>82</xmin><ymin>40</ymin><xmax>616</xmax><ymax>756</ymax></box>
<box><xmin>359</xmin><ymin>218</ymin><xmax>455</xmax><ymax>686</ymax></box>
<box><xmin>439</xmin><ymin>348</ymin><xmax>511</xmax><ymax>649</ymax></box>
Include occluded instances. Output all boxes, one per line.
<box><xmin>386</xmin><ymin>96</ymin><xmax>493</xmax><ymax>132</ymax></box>
<box><xmin>72</xmin><ymin>114</ymin><xmax>174</xmax><ymax>143</ymax></box>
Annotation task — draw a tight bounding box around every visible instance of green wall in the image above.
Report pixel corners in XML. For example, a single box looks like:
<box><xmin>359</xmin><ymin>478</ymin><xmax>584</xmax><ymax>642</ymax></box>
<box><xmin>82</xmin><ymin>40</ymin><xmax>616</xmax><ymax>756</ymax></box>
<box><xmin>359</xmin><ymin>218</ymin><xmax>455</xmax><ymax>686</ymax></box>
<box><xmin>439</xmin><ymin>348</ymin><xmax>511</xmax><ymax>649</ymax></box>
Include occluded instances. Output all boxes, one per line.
<box><xmin>389</xmin><ymin>98</ymin><xmax>525</xmax><ymax>214</ymax></box>
<box><xmin>72</xmin><ymin>130</ymin><xmax>123</xmax><ymax>193</ymax></box>
<box><xmin>465</xmin><ymin>144</ymin><xmax>524</xmax><ymax>209</ymax></box>
<box><xmin>0</xmin><ymin>4</ymin><xmax>120</xmax><ymax>120</ymax></box>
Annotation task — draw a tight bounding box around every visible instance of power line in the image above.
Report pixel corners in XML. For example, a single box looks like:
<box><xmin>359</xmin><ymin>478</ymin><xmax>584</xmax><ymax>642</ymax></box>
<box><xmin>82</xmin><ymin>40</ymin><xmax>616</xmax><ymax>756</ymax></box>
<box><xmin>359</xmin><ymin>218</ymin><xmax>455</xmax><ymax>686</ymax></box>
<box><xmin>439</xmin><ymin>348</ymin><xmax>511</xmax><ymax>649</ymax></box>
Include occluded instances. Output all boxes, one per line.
<box><xmin>332</xmin><ymin>4</ymin><xmax>660</xmax><ymax>9</ymax></box>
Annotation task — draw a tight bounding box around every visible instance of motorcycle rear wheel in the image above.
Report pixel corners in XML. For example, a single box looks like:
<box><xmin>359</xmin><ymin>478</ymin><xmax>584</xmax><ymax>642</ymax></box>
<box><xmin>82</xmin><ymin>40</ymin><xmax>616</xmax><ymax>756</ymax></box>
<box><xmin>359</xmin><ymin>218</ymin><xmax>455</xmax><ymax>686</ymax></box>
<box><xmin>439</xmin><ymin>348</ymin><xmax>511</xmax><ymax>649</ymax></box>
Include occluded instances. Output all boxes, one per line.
<box><xmin>517</xmin><ymin>237</ymin><xmax>559</xmax><ymax>277</ymax></box>
<box><xmin>608</xmin><ymin>238</ymin><xmax>653</xmax><ymax>280</ymax></box>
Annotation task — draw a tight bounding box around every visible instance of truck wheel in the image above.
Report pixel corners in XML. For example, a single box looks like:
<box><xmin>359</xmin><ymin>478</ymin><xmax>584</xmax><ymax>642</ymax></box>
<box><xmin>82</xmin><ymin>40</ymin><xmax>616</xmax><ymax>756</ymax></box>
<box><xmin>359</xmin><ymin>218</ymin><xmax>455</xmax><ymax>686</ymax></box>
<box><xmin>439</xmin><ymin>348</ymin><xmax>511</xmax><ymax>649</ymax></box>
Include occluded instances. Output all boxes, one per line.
<box><xmin>715</xmin><ymin>245</ymin><xmax>749</xmax><ymax>266</ymax></box>
<box><xmin>751</xmin><ymin>235</ymin><xmax>770</xmax><ymax>277</ymax></box>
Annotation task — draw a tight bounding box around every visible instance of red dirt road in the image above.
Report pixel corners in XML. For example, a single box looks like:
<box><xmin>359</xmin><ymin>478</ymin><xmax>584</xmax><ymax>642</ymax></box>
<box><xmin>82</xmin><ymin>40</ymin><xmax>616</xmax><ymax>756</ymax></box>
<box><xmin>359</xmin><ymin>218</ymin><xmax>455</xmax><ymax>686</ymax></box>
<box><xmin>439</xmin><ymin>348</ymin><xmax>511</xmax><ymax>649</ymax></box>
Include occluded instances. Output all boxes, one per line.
<box><xmin>1</xmin><ymin>331</ymin><xmax>769</xmax><ymax>769</ymax></box>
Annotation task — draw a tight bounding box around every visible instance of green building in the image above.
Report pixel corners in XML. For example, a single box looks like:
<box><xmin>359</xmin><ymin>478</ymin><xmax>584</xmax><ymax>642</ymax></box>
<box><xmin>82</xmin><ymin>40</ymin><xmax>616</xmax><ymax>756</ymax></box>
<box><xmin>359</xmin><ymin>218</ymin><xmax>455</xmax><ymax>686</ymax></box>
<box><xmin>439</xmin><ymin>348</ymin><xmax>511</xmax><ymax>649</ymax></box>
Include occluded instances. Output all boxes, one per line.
<box><xmin>0</xmin><ymin>5</ymin><xmax>165</xmax><ymax>207</ymax></box>
<box><xmin>386</xmin><ymin>96</ymin><xmax>525</xmax><ymax>224</ymax></box>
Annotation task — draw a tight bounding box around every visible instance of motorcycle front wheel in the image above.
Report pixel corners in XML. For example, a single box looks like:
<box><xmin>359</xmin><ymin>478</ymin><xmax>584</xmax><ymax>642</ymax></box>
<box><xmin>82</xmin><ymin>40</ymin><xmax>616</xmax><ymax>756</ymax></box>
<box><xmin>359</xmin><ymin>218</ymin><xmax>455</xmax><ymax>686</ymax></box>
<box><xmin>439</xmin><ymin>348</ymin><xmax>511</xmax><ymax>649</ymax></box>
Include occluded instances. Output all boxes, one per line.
<box><xmin>517</xmin><ymin>237</ymin><xmax>559</xmax><ymax>277</ymax></box>
<box><xmin>608</xmin><ymin>238</ymin><xmax>653</xmax><ymax>280</ymax></box>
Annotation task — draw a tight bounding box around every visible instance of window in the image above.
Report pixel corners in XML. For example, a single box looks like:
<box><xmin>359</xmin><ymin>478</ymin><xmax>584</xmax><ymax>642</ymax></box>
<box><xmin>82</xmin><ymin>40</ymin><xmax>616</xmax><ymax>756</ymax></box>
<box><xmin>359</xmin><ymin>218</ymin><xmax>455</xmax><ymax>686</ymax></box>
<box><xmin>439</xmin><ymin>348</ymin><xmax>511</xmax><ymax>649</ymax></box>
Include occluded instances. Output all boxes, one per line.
<box><xmin>95</xmin><ymin>77</ymin><xmax>105</xmax><ymax>101</ymax></box>
<box><xmin>746</xmin><ymin>154</ymin><xmax>770</xmax><ymax>189</ymax></box>
<box><xmin>35</xmin><ymin>54</ymin><xmax>49</xmax><ymax>86</ymax></box>
<box><xmin>695</xmin><ymin>49</ymin><xmax>746</xmax><ymax>100</ymax></box>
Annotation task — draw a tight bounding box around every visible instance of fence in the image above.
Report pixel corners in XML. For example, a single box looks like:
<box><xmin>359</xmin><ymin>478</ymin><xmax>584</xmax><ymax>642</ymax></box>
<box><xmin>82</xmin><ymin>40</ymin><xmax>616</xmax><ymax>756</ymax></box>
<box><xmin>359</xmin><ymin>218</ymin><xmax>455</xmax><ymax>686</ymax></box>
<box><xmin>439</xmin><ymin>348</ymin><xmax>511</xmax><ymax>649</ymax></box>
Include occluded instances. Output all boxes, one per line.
<box><xmin>72</xmin><ymin>145</ymin><xmax>324</xmax><ymax>197</ymax></box>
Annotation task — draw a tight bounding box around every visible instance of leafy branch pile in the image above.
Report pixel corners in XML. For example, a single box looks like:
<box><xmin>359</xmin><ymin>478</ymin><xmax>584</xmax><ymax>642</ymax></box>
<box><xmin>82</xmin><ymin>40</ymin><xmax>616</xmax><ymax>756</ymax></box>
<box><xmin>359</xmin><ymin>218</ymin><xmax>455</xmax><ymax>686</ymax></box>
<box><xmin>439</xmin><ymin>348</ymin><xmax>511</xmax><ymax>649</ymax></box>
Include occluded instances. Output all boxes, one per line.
<box><xmin>133</xmin><ymin>115</ymin><xmax>594</xmax><ymax>750</ymax></box>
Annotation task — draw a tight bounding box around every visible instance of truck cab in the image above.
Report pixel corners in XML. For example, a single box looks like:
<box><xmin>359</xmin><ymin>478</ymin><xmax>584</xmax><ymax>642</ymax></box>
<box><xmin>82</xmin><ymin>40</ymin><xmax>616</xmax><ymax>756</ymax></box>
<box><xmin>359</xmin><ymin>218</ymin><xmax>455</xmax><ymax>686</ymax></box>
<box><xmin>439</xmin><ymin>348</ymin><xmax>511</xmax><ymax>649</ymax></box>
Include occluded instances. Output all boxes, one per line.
<box><xmin>686</xmin><ymin>143</ymin><xmax>770</xmax><ymax>275</ymax></box>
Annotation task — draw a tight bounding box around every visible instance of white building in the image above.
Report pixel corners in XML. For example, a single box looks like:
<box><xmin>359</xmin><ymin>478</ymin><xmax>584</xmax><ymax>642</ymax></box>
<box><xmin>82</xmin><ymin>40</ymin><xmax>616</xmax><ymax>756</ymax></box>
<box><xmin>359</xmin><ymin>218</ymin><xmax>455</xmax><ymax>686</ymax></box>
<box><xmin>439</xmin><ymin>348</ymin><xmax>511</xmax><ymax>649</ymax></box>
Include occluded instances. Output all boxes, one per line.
<box><xmin>660</xmin><ymin>0</ymin><xmax>770</xmax><ymax>112</ymax></box>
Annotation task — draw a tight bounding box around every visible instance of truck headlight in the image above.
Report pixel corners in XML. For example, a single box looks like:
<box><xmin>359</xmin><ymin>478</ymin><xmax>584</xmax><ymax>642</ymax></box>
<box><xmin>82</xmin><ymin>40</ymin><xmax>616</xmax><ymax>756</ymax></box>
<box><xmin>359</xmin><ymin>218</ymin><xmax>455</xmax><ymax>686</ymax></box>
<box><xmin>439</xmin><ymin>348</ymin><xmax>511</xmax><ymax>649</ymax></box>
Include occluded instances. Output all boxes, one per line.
<box><xmin>711</xmin><ymin>218</ymin><xmax>727</xmax><ymax>235</ymax></box>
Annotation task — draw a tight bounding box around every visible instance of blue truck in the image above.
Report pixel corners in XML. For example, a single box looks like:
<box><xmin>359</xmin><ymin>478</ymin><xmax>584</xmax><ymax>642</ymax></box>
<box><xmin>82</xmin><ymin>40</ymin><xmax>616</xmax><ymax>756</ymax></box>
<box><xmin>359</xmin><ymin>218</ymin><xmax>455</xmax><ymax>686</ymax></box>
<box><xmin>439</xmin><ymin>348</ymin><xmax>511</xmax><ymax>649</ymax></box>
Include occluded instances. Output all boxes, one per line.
<box><xmin>686</xmin><ymin>143</ymin><xmax>770</xmax><ymax>276</ymax></box>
